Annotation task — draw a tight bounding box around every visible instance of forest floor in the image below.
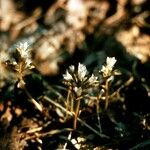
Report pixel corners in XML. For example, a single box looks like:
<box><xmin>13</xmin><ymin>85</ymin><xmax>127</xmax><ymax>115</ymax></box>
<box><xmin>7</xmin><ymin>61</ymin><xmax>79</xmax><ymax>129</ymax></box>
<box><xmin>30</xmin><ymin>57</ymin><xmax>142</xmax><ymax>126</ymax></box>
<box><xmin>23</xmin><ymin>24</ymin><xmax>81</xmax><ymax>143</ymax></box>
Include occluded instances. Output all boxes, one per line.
<box><xmin>0</xmin><ymin>0</ymin><xmax>150</xmax><ymax>149</ymax></box>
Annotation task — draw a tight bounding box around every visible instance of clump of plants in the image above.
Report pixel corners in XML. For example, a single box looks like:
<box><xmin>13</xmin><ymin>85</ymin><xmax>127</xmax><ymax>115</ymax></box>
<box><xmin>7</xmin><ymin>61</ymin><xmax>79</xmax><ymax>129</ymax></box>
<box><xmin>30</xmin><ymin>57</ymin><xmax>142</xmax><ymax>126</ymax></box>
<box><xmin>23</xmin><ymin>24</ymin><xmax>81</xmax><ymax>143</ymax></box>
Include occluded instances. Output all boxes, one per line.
<box><xmin>62</xmin><ymin>56</ymin><xmax>120</xmax><ymax>130</ymax></box>
<box><xmin>1</xmin><ymin>42</ymin><xmax>42</xmax><ymax>112</ymax></box>
<box><xmin>0</xmin><ymin>42</ymin><xmax>126</xmax><ymax>149</ymax></box>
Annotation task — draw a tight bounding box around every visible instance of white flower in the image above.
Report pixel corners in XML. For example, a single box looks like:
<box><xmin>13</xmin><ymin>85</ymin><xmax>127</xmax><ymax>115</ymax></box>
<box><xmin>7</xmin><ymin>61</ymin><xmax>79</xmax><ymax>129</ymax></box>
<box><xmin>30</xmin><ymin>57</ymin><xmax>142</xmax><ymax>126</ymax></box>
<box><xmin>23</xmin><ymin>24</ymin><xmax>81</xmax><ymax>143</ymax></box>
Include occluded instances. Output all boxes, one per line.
<box><xmin>101</xmin><ymin>57</ymin><xmax>117</xmax><ymax>78</ymax></box>
<box><xmin>17</xmin><ymin>42</ymin><xmax>30</xmax><ymax>58</ymax></box>
<box><xmin>101</xmin><ymin>65</ymin><xmax>109</xmax><ymax>75</ymax></box>
<box><xmin>25</xmin><ymin>58</ymin><xmax>31</xmax><ymax>65</ymax></box>
<box><xmin>19</xmin><ymin>42</ymin><xmax>28</xmax><ymax>51</ymax></box>
<box><xmin>63</xmin><ymin>70</ymin><xmax>73</xmax><ymax>81</ymax></box>
<box><xmin>74</xmin><ymin>87</ymin><xmax>82</xmax><ymax>96</ymax></box>
<box><xmin>25</xmin><ymin>58</ymin><xmax>34</xmax><ymax>69</ymax></box>
<box><xmin>63</xmin><ymin>63</ymin><xmax>99</xmax><ymax>95</ymax></box>
<box><xmin>88</xmin><ymin>74</ymin><xmax>98</xmax><ymax>84</ymax></box>
<box><xmin>15</xmin><ymin>42</ymin><xmax>34</xmax><ymax>70</ymax></box>
<box><xmin>78</xmin><ymin>63</ymin><xmax>87</xmax><ymax>81</ymax></box>
<box><xmin>69</xmin><ymin>65</ymin><xmax>75</xmax><ymax>72</ymax></box>
<box><xmin>106</xmin><ymin>57</ymin><xmax>117</xmax><ymax>69</ymax></box>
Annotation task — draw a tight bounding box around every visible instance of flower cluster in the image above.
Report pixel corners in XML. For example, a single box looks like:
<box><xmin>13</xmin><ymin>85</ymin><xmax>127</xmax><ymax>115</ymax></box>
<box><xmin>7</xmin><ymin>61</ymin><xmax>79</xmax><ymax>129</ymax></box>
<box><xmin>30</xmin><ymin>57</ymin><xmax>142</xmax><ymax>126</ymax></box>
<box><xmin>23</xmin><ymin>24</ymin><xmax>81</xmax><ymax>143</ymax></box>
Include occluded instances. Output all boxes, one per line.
<box><xmin>99</xmin><ymin>57</ymin><xmax>120</xmax><ymax>109</ymax></box>
<box><xmin>5</xmin><ymin>42</ymin><xmax>35</xmax><ymax>88</ymax></box>
<box><xmin>63</xmin><ymin>57</ymin><xmax>119</xmax><ymax>128</ymax></box>
<box><xmin>63</xmin><ymin>57</ymin><xmax>119</xmax><ymax>97</ymax></box>
<box><xmin>63</xmin><ymin>63</ymin><xmax>98</xmax><ymax>97</ymax></box>
<box><xmin>100</xmin><ymin>57</ymin><xmax>117</xmax><ymax>79</ymax></box>
<box><xmin>16</xmin><ymin>42</ymin><xmax>34</xmax><ymax>70</ymax></box>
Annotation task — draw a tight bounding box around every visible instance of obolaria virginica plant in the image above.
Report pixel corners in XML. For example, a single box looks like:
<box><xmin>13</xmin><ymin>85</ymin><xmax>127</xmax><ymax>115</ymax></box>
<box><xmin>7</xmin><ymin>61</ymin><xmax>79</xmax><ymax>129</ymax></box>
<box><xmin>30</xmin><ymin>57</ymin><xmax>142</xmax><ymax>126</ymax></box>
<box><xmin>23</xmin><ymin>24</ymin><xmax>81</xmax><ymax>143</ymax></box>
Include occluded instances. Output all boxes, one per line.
<box><xmin>63</xmin><ymin>63</ymin><xmax>98</xmax><ymax>129</ymax></box>
<box><xmin>100</xmin><ymin>57</ymin><xmax>120</xmax><ymax>110</ymax></box>
<box><xmin>6</xmin><ymin>42</ymin><xmax>42</xmax><ymax>112</ymax></box>
<box><xmin>12</xmin><ymin>42</ymin><xmax>34</xmax><ymax>88</ymax></box>
<box><xmin>63</xmin><ymin>57</ymin><xmax>120</xmax><ymax>130</ymax></box>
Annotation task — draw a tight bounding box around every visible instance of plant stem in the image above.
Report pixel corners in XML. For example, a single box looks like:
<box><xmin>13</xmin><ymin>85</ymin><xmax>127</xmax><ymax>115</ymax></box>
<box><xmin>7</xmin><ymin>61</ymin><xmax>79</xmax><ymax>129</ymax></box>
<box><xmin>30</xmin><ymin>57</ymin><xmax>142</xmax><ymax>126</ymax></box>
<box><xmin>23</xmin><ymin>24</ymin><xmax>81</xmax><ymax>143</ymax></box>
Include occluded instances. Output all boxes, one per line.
<box><xmin>43</xmin><ymin>96</ymin><xmax>110</xmax><ymax>139</ymax></box>
<box><xmin>73</xmin><ymin>99</ymin><xmax>80</xmax><ymax>129</ymax></box>
<box><xmin>70</xmin><ymin>93</ymin><xmax>74</xmax><ymax>113</ymax></box>
<box><xmin>105</xmin><ymin>79</ymin><xmax>109</xmax><ymax>110</ymax></box>
<box><xmin>96</xmin><ymin>95</ymin><xmax>102</xmax><ymax>133</ymax></box>
<box><xmin>64</xmin><ymin>88</ymin><xmax>71</xmax><ymax>121</ymax></box>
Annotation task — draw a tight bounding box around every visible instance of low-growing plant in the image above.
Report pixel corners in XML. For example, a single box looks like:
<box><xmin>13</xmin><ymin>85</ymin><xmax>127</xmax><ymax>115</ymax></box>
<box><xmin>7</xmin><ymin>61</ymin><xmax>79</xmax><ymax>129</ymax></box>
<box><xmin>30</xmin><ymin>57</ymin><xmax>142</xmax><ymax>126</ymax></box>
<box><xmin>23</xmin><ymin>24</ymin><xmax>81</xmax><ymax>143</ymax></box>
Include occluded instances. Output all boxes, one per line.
<box><xmin>1</xmin><ymin>42</ymin><xmax>121</xmax><ymax>137</ymax></box>
<box><xmin>5</xmin><ymin>42</ymin><xmax>42</xmax><ymax>112</ymax></box>
<box><xmin>0</xmin><ymin>42</ymin><xmax>127</xmax><ymax>149</ymax></box>
<box><xmin>1</xmin><ymin>42</ymin><xmax>121</xmax><ymax>130</ymax></box>
<box><xmin>63</xmin><ymin>63</ymin><xmax>98</xmax><ymax>129</ymax></box>
<box><xmin>63</xmin><ymin>57</ymin><xmax>120</xmax><ymax>130</ymax></box>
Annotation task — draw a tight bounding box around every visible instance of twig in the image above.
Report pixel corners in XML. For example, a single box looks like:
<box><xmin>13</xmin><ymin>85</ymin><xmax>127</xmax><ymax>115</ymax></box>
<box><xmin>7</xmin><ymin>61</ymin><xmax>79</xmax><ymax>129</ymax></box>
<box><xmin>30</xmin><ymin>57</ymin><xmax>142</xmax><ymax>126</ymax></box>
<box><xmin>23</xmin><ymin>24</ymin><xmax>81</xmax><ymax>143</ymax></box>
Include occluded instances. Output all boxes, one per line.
<box><xmin>24</xmin><ymin>86</ymin><xmax>43</xmax><ymax>112</ymax></box>
<box><xmin>24</xmin><ymin>128</ymin><xmax>72</xmax><ymax>141</ymax></box>
<box><xmin>26</xmin><ymin>127</ymin><xmax>43</xmax><ymax>134</ymax></box>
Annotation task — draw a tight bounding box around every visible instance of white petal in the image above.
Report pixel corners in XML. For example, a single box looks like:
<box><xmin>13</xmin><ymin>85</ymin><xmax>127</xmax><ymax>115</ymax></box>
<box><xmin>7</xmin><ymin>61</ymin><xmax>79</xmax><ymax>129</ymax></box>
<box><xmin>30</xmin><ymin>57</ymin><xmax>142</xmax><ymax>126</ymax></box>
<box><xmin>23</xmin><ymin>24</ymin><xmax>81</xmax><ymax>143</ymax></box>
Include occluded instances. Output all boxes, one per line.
<box><xmin>74</xmin><ymin>87</ymin><xmax>82</xmax><ymax>96</ymax></box>
<box><xmin>17</xmin><ymin>42</ymin><xmax>30</xmax><ymax>58</ymax></box>
<box><xmin>88</xmin><ymin>74</ymin><xmax>98</xmax><ymax>83</ymax></box>
<box><xmin>101</xmin><ymin>65</ymin><xmax>106</xmax><ymax>73</ymax></box>
<box><xmin>19</xmin><ymin>42</ymin><xmax>28</xmax><ymax>51</ymax></box>
<box><xmin>69</xmin><ymin>65</ymin><xmax>75</xmax><ymax>72</ymax></box>
<box><xmin>78</xmin><ymin>63</ymin><xmax>87</xmax><ymax>80</ymax></box>
<box><xmin>106</xmin><ymin>57</ymin><xmax>117</xmax><ymax>68</ymax></box>
<box><xmin>63</xmin><ymin>70</ymin><xmax>73</xmax><ymax>80</ymax></box>
<box><xmin>23</xmin><ymin>42</ymin><xmax>29</xmax><ymax>51</ymax></box>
